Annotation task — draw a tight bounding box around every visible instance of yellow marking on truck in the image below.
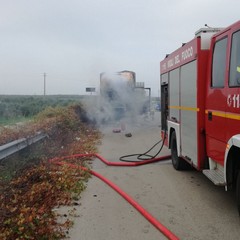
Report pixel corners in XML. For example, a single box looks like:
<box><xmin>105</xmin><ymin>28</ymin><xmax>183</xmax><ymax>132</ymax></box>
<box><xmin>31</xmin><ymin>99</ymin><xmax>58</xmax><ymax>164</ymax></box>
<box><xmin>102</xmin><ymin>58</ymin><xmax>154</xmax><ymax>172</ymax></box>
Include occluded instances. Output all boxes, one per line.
<box><xmin>205</xmin><ymin>110</ymin><xmax>240</xmax><ymax>120</ymax></box>
<box><xmin>169</xmin><ymin>106</ymin><xmax>199</xmax><ymax>112</ymax></box>
<box><xmin>225</xmin><ymin>113</ymin><xmax>240</xmax><ymax>120</ymax></box>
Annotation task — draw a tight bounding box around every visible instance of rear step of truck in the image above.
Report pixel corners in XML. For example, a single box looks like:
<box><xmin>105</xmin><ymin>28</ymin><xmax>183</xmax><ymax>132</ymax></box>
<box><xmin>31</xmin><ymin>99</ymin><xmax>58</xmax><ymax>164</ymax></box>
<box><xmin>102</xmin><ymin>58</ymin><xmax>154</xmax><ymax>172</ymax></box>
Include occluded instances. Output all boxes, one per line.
<box><xmin>202</xmin><ymin>169</ymin><xmax>226</xmax><ymax>186</ymax></box>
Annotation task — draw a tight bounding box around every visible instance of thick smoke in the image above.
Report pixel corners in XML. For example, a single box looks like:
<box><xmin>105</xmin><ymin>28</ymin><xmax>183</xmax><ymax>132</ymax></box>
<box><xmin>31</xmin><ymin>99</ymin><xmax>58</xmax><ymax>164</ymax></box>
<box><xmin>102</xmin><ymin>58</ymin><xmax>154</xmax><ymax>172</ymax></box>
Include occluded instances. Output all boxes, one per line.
<box><xmin>83</xmin><ymin>72</ymin><xmax>150</xmax><ymax>131</ymax></box>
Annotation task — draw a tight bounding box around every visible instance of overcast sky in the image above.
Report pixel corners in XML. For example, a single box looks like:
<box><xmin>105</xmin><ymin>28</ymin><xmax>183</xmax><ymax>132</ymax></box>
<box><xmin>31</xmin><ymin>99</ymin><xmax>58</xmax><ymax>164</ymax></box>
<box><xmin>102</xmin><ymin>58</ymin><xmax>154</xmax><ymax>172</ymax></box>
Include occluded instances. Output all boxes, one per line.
<box><xmin>0</xmin><ymin>0</ymin><xmax>239</xmax><ymax>96</ymax></box>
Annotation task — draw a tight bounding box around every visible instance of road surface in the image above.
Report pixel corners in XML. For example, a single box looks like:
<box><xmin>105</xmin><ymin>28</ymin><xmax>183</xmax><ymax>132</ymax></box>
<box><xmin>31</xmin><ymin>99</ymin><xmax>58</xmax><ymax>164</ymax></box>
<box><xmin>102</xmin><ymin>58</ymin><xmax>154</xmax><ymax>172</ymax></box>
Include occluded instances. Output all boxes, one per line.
<box><xmin>61</xmin><ymin>112</ymin><xmax>240</xmax><ymax>240</ymax></box>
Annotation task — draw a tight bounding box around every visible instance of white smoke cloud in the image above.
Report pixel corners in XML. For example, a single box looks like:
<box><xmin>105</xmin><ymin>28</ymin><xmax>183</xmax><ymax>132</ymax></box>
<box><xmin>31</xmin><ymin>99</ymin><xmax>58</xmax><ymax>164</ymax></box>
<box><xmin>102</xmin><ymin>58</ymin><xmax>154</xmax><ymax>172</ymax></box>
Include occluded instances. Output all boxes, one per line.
<box><xmin>83</xmin><ymin>71</ymin><xmax>150</xmax><ymax>129</ymax></box>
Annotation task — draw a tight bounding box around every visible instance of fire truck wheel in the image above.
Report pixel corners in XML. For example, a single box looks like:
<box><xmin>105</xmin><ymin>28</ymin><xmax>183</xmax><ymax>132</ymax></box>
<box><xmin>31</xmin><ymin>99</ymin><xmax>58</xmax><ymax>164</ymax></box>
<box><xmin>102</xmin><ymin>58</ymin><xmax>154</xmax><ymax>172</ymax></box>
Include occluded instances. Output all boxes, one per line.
<box><xmin>236</xmin><ymin>171</ymin><xmax>240</xmax><ymax>215</ymax></box>
<box><xmin>170</xmin><ymin>131</ymin><xmax>187</xmax><ymax>170</ymax></box>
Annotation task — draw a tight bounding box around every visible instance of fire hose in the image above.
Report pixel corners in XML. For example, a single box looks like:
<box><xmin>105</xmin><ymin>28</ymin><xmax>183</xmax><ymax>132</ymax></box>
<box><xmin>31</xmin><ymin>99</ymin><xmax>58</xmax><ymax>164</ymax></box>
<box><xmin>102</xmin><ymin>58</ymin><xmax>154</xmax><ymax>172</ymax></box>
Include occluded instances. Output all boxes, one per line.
<box><xmin>50</xmin><ymin>153</ymin><xmax>180</xmax><ymax>240</ymax></box>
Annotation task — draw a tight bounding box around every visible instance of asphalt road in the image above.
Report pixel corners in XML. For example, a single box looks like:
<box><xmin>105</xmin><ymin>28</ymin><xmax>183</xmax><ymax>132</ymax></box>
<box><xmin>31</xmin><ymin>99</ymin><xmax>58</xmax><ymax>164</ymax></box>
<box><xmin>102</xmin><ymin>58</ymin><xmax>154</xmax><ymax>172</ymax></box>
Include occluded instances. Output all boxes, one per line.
<box><xmin>61</xmin><ymin>112</ymin><xmax>240</xmax><ymax>240</ymax></box>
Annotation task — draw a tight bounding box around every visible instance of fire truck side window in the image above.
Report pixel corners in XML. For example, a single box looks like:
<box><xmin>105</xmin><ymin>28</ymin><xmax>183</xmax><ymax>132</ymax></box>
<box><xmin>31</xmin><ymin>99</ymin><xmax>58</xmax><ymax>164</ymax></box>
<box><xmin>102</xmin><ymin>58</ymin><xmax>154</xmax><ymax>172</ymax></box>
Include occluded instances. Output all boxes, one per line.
<box><xmin>212</xmin><ymin>37</ymin><xmax>228</xmax><ymax>88</ymax></box>
<box><xmin>229</xmin><ymin>30</ymin><xmax>240</xmax><ymax>87</ymax></box>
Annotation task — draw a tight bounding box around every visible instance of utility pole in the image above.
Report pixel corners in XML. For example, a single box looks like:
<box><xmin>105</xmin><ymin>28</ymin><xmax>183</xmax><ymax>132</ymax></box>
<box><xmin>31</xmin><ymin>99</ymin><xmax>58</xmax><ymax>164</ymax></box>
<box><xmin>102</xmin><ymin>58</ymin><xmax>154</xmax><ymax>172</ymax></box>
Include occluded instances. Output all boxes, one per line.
<box><xmin>43</xmin><ymin>73</ymin><xmax>47</xmax><ymax>96</ymax></box>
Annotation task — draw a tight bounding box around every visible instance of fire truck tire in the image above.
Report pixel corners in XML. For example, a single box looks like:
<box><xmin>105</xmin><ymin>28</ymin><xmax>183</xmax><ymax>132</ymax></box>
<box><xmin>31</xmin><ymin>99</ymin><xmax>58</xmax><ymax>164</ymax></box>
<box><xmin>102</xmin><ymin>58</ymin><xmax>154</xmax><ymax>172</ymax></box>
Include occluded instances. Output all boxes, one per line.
<box><xmin>170</xmin><ymin>131</ymin><xmax>187</xmax><ymax>170</ymax></box>
<box><xmin>236</xmin><ymin>171</ymin><xmax>240</xmax><ymax>215</ymax></box>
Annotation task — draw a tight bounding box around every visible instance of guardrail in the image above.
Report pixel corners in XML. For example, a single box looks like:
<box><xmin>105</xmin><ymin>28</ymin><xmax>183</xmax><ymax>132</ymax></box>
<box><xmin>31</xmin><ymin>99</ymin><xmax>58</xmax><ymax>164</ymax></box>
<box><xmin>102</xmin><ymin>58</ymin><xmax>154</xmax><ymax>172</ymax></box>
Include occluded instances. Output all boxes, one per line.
<box><xmin>0</xmin><ymin>132</ymin><xmax>47</xmax><ymax>160</ymax></box>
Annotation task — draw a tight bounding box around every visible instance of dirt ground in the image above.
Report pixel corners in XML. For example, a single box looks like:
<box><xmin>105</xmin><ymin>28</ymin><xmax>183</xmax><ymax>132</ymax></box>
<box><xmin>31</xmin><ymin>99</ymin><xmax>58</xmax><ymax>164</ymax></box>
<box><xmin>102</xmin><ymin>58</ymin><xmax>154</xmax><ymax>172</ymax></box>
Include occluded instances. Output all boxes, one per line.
<box><xmin>62</xmin><ymin>112</ymin><xmax>240</xmax><ymax>240</ymax></box>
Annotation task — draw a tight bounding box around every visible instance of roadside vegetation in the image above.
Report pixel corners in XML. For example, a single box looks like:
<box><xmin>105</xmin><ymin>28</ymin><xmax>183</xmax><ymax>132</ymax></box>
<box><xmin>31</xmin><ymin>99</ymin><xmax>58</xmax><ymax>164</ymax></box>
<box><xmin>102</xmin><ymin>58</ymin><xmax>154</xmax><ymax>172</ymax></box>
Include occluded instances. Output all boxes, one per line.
<box><xmin>0</xmin><ymin>95</ymin><xmax>85</xmax><ymax>125</ymax></box>
<box><xmin>0</xmin><ymin>101</ymin><xmax>101</xmax><ymax>239</ymax></box>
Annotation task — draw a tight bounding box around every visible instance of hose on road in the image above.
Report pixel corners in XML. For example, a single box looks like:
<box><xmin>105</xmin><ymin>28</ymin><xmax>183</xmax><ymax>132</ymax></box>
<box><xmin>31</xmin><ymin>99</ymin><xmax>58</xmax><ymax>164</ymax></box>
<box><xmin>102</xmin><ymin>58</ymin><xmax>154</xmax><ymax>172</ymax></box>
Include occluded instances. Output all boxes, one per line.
<box><xmin>119</xmin><ymin>129</ymin><xmax>167</xmax><ymax>162</ymax></box>
<box><xmin>50</xmin><ymin>153</ymin><xmax>179</xmax><ymax>240</ymax></box>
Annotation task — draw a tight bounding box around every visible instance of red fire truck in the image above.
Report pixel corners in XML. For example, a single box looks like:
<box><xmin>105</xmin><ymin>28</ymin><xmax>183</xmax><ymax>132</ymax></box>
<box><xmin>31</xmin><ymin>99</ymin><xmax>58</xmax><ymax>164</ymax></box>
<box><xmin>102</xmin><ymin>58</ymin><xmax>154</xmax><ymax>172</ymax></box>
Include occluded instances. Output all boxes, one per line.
<box><xmin>160</xmin><ymin>20</ymin><xmax>240</xmax><ymax>213</ymax></box>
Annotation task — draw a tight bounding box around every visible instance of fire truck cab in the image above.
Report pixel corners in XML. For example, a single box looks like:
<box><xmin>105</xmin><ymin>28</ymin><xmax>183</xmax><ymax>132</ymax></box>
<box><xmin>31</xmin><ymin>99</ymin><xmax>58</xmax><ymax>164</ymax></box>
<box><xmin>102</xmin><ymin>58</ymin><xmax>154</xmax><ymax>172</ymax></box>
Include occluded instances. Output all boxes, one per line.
<box><xmin>160</xmin><ymin>20</ymin><xmax>240</xmax><ymax>213</ymax></box>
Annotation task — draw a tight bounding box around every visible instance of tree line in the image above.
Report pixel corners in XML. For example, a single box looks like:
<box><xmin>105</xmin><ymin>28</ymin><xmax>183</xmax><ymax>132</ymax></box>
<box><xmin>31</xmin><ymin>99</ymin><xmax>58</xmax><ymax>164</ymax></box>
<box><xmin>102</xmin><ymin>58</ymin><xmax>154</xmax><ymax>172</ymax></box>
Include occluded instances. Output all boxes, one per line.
<box><xmin>0</xmin><ymin>95</ymin><xmax>85</xmax><ymax>124</ymax></box>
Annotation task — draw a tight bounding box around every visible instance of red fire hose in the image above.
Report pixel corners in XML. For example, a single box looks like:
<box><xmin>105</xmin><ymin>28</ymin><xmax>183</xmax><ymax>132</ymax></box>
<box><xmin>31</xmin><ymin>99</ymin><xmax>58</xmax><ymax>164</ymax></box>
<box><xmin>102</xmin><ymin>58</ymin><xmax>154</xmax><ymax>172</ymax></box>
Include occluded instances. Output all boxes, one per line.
<box><xmin>50</xmin><ymin>153</ymin><xmax>179</xmax><ymax>240</ymax></box>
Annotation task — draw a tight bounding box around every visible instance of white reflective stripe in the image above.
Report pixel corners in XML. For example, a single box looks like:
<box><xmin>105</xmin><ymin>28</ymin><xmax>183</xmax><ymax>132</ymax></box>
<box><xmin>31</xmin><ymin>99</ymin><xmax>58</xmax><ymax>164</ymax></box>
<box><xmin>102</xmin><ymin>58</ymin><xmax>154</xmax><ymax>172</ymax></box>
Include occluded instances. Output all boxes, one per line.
<box><xmin>168</xmin><ymin>121</ymin><xmax>180</xmax><ymax>156</ymax></box>
<box><xmin>225</xmin><ymin>134</ymin><xmax>240</xmax><ymax>190</ymax></box>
